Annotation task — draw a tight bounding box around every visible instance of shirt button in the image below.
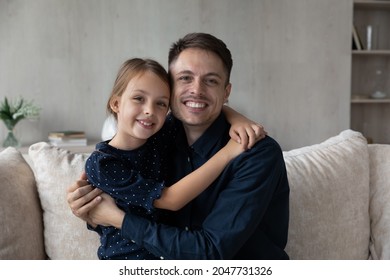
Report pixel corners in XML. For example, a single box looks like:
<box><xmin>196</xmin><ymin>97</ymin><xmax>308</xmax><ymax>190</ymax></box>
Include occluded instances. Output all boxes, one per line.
<box><xmin>185</xmin><ymin>226</ymin><xmax>189</xmax><ymax>231</ymax></box>
<box><xmin>160</xmin><ymin>256</ymin><xmax>164</xmax><ymax>259</ymax></box>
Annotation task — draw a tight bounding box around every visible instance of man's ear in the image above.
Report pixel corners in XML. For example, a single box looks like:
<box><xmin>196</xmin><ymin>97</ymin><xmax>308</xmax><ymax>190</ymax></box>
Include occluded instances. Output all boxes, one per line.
<box><xmin>224</xmin><ymin>83</ymin><xmax>232</xmax><ymax>103</ymax></box>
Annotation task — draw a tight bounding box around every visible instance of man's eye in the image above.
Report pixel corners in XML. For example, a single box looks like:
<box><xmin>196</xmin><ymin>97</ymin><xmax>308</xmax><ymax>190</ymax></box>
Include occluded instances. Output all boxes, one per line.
<box><xmin>205</xmin><ymin>79</ymin><xmax>218</xmax><ymax>86</ymax></box>
<box><xmin>179</xmin><ymin>76</ymin><xmax>191</xmax><ymax>82</ymax></box>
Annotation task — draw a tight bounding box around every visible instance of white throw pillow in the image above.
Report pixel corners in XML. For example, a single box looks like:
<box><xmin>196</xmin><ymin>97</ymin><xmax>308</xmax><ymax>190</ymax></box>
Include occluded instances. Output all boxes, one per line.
<box><xmin>0</xmin><ymin>147</ymin><xmax>45</xmax><ymax>259</ymax></box>
<box><xmin>368</xmin><ymin>144</ymin><xmax>390</xmax><ymax>260</ymax></box>
<box><xmin>283</xmin><ymin>130</ymin><xmax>370</xmax><ymax>259</ymax></box>
<box><xmin>28</xmin><ymin>142</ymin><xmax>100</xmax><ymax>260</ymax></box>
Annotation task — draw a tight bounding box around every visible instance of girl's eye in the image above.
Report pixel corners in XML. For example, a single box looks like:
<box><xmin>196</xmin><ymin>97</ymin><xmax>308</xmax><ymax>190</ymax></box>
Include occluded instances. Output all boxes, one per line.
<box><xmin>157</xmin><ymin>102</ymin><xmax>168</xmax><ymax>108</ymax></box>
<box><xmin>133</xmin><ymin>96</ymin><xmax>144</xmax><ymax>102</ymax></box>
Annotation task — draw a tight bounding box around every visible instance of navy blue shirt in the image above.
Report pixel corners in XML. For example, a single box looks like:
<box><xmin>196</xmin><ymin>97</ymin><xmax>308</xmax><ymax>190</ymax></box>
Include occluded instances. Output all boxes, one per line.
<box><xmin>121</xmin><ymin>113</ymin><xmax>290</xmax><ymax>259</ymax></box>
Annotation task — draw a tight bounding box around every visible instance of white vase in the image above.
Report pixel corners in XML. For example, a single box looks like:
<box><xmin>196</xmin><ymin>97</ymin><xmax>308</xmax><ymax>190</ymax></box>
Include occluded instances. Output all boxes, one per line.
<box><xmin>101</xmin><ymin>115</ymin><xmax>117</xmax><ymax>141</ymax></box>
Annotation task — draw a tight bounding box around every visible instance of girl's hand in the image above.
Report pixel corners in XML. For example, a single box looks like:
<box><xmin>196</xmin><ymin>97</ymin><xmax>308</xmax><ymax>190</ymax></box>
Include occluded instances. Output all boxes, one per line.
<box><xmin>222</xmin><ymin>139</ymin><xmax>247</xmax><ymax>159</ymax></box>
<box><xmin>229</xmin><ymin>122</ymin><xmax>267</xmax><ymax>150</ymax></box>
<box><xmin>222</xmin><ymin>105</ymin><xmax>267</xmax><ymax>149</ymax></box>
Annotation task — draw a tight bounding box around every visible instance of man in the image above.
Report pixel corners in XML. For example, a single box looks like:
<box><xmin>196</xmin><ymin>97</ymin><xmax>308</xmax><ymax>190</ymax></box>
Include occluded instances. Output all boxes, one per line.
<box><xmin>67</xmin><ymin>32</ymin><xmax>290</xmax><ymax>259</ymax></box>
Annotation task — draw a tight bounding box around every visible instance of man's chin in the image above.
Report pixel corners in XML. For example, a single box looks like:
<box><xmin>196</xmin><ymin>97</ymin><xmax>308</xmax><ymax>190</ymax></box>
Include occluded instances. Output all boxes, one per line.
<box><xmin>182</xmin><ymin>115</ymin><xmax>213</xmax><ymax>128</ymax></box>
<box><xmin>172</xmin><ymin>108</ymin><xmax>212</xmax><ymax>126</ymax></box>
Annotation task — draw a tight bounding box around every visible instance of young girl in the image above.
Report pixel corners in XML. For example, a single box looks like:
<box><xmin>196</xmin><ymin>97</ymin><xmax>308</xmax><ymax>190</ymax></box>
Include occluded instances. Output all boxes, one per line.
<box><xmin>85</xmin><ymin>58</ymin><xmax>262</xmax><ymax>260</ymax></box>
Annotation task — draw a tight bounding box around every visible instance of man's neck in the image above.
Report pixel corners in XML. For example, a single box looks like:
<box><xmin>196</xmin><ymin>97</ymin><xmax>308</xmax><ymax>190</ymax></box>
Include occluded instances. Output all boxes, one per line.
<box><xmin>183</xmin><ymin>124</ymin><xmax>209</xmax><ymax>146</ymax></box>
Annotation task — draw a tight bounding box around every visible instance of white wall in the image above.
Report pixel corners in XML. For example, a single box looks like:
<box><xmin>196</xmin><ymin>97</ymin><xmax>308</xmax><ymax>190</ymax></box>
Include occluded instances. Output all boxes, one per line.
<box><xmin>0</xmin><ymin>0</ymin><xmax>352</xmax><ymax>150</ymax></box>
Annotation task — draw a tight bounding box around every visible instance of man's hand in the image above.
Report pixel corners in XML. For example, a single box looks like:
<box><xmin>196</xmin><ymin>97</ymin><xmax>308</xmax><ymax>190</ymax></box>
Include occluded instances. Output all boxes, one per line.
<box><xmin>88</xmin><ymin>193</ymin><xmax>126</xmax><ymax>229</ymax></box>
<box><xmin>66</xmin><ymin>172</ymin><xmax>103</xmax><ymax>226</ymax></box>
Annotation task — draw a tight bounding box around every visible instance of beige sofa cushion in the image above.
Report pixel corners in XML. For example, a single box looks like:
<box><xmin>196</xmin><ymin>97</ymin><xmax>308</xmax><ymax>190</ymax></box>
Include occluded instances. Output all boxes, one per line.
<box><xmin>368</xmin><ymin>144</ymin><xmax>390</xmax><ymax>259</ymax></box>
<box><xmin>0</xmin><ymin>147</ymin><xmax>45</xmax><ymax>259</ymax></box>
<box><xmin>283</xmin><ymin>130</ymin><xmax>370</xmax><ymax>259</ymax></box>
<box><xmin>28</xmin><ymin>142</ymin><xmax>99</xmax><ymax>260</ymax></box>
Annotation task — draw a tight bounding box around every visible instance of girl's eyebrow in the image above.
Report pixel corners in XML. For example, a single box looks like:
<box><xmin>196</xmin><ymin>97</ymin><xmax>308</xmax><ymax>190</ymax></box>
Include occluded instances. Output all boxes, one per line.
<box><xmin>133</xmin><ymin>89</ymin><xmax>170</xmax><ymax>99</ymax></box>
<box><xmin>132</xmin><ymin>89</ymin><xmax>147</xmax><ymax>93</ymax></box>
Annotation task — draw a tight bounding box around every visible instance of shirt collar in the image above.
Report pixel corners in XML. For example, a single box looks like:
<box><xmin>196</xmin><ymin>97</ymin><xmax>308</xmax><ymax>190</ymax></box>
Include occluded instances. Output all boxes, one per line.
<box><xmin>189</xmin><ymin>113</ymin><xmax>229</xmax><ymax>159</ymax></box>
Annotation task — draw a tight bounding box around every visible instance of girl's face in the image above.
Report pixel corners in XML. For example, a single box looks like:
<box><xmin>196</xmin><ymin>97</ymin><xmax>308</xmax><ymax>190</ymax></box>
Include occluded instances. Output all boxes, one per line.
<box><xmin>110</xmin><ymin>71</ymin><xmax>170</xmax><ymax>150</ymax></box>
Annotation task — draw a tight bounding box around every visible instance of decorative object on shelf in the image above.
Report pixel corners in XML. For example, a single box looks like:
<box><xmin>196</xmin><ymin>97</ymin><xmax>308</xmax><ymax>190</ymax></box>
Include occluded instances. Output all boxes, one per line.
<box><xmin>366</xmin><ymin>25</ymin><xmax>373</xmax><ymax>50</ymax></box>
<box><xmin>371</xmin><ymin>69</ymin><xmax>387</xmax><ymax>99</ymax></box>
<box><xmin>371</xmin><ymin>91</ymin><xmax>387</xmax><ymax>99</ymax></box>
<box><xmin>0</xmin><ymin>97</ymin><xmax>41</xmax><ymax>147</ymax></box>
<box><xmin>352</xmin><ymin>24</ymin><xmax>363</xmax><ymax>50</ymax></box>
<box><xmin>366</xmin><ymin>24</ymin><xmax>379</xmax><ymax>50</ymax></box>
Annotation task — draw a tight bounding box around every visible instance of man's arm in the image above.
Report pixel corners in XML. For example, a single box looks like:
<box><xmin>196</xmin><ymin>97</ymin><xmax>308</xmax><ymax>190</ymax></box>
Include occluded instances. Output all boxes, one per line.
<box><xmin>69</xmin><ymin>138</ymin><xmax>289</xmax><ymax>259</ymax></box>
<box><xmin>120</xmin><ymin>138</ymin><xmax>289</xmax><ymax>259</ymax></box>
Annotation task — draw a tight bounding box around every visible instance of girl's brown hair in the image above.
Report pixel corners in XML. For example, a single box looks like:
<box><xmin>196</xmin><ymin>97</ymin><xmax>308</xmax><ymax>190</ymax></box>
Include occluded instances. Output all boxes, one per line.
<box><xmin>107</xmin><ymin>58</ymin><xmax>169</xmax><ymax>119</ymax></box>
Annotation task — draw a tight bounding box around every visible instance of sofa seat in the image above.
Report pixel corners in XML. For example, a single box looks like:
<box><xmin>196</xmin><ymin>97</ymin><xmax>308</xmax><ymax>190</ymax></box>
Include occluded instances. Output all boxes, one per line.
<box><xmin>1</xmin><ymin>129</ymin><xmax>389</xmax><ymax>259</ymax></box>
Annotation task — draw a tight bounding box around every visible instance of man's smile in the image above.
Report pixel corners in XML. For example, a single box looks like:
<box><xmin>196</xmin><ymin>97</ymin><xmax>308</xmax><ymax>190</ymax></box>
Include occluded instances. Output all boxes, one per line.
<box><xmin>184</xmin><ymin>101</ymin><xmax>207</xmax><ymax>109</ymax></box>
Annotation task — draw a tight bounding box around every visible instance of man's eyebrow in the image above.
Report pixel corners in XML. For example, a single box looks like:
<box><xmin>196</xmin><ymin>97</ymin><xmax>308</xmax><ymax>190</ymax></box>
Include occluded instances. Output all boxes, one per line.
<box><xmin>175</xmin><ymin>70</ymin><xmax>222</xmax><ymax>79</ymax></box>
<box><xmin>175</xmin><ymin>70</ymin><xmax>193</xmax><ymax>76</ymax></box>
<box><xmin>205</xmin><ymin>72</ymin><xmax>223</xmax><ymax>79</ymax></box>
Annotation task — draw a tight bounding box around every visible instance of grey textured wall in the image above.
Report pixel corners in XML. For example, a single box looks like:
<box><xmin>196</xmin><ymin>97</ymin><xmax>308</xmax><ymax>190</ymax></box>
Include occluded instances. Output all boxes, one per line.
<box><xmin>0</xmin><ymin>0</ymin><xmax>352</xmax><ymax>150</ymax></box>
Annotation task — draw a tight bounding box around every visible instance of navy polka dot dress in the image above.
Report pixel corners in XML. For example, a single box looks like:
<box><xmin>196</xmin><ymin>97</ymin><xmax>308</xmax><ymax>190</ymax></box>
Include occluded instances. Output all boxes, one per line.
<box><xmin>85</xmin><ymin>125</ymin><xmax>173</xmax><ymax>260</ymax></box>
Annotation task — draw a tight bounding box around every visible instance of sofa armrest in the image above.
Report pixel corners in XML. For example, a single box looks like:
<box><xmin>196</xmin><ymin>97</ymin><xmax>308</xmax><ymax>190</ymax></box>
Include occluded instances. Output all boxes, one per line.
<box><xmin>0</xmin><ymin>147</ymin><xmax>46</xmax><ymax>259</ymax></box>
<box><xmin>368</xmin><ymin>144</ymin><xmax>390</xmax><ymax>259</ymax></box>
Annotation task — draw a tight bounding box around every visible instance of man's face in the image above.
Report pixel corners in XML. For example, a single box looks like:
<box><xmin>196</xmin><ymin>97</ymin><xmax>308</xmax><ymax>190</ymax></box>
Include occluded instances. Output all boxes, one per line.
<box><xmin>169</xmin><ymin>48</ymin><xmax>231</xmax><ymax>133</ymax></box>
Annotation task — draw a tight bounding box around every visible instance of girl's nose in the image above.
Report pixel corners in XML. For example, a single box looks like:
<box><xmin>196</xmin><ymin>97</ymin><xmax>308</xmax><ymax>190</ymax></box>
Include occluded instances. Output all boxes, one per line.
<box><xmin>144</xmin><ymin>102</ymin><xmax>154</xmax><ymax>115</ymax></box>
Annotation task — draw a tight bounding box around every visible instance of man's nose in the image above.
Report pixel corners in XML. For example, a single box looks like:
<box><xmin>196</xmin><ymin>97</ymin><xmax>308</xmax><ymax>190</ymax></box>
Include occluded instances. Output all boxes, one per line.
<box><xmin>190</xmin><ymin>79</ymin><xmax>204</xmax><ymax>96</ymax></box>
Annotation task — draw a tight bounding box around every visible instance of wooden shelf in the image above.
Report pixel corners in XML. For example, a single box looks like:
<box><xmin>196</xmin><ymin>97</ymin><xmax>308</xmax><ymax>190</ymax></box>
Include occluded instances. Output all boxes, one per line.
<box><xmin>351</xmin><ymin>1</ymin><xmax>390</xmax><ymax>144</ymax></box>
<box><xmin>352</xmin><ymin>50</ymin><xmax>390</xmax><ymax>55</ymax></box>
<box><xmin>351</xmin><ymin>98</ymin><xmax>390</xmax><ymax>104</ymax></box>
<box><xmin>354</xmin><ymin>1</ymin><xmax>390</xmax><ymax>10</ymax></box>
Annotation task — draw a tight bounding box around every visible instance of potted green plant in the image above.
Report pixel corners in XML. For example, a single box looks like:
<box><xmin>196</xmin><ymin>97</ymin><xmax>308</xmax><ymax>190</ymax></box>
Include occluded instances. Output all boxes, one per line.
<box><xmin>0</xmin><ymin>97</ymin><xmax>41</xmax><ymax>147</ymax></box>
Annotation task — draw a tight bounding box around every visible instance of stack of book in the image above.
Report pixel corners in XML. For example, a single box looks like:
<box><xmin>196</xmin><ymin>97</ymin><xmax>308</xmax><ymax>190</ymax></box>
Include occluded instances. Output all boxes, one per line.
<box><xmin>48</xmin><ymin>131</ymin><xmax>87</xmax><ymax>147</ymax></box>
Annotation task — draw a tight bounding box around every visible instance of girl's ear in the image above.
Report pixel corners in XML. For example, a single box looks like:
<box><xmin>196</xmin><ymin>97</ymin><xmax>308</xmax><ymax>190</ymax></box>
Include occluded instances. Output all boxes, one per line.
<box><xmin>110</xmin><ymin>97</ymin><xmax>120</xmax><ymax>113</ymax></box>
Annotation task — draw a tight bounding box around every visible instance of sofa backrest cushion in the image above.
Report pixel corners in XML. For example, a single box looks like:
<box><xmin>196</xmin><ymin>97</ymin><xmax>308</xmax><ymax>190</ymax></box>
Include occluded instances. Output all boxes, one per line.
<box><xmin>368</xmin><ymin>144</ymin><xmax>390</xmax><ymax>260</ymax></box>
<box><xmin>0</xmin><ymin>147</ymin><xmax>46</xmax><ymax>259</ymax></box>
<box><xmin>283</xmin><ymin>129</ymin><xmax>370</xmax><ymax>259</ymax></box>
<box><xmin>28</xmin><ymin>142</ymin><xmax>99</xmax><ymax>260</ymax></box>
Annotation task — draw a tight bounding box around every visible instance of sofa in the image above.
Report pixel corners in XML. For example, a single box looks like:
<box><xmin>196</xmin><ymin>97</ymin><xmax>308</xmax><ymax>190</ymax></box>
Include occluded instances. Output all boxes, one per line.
<box><xmin>0</xmin><ymin>129</ymin><xmax>389</xmax><ymax>260</ymax></box>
